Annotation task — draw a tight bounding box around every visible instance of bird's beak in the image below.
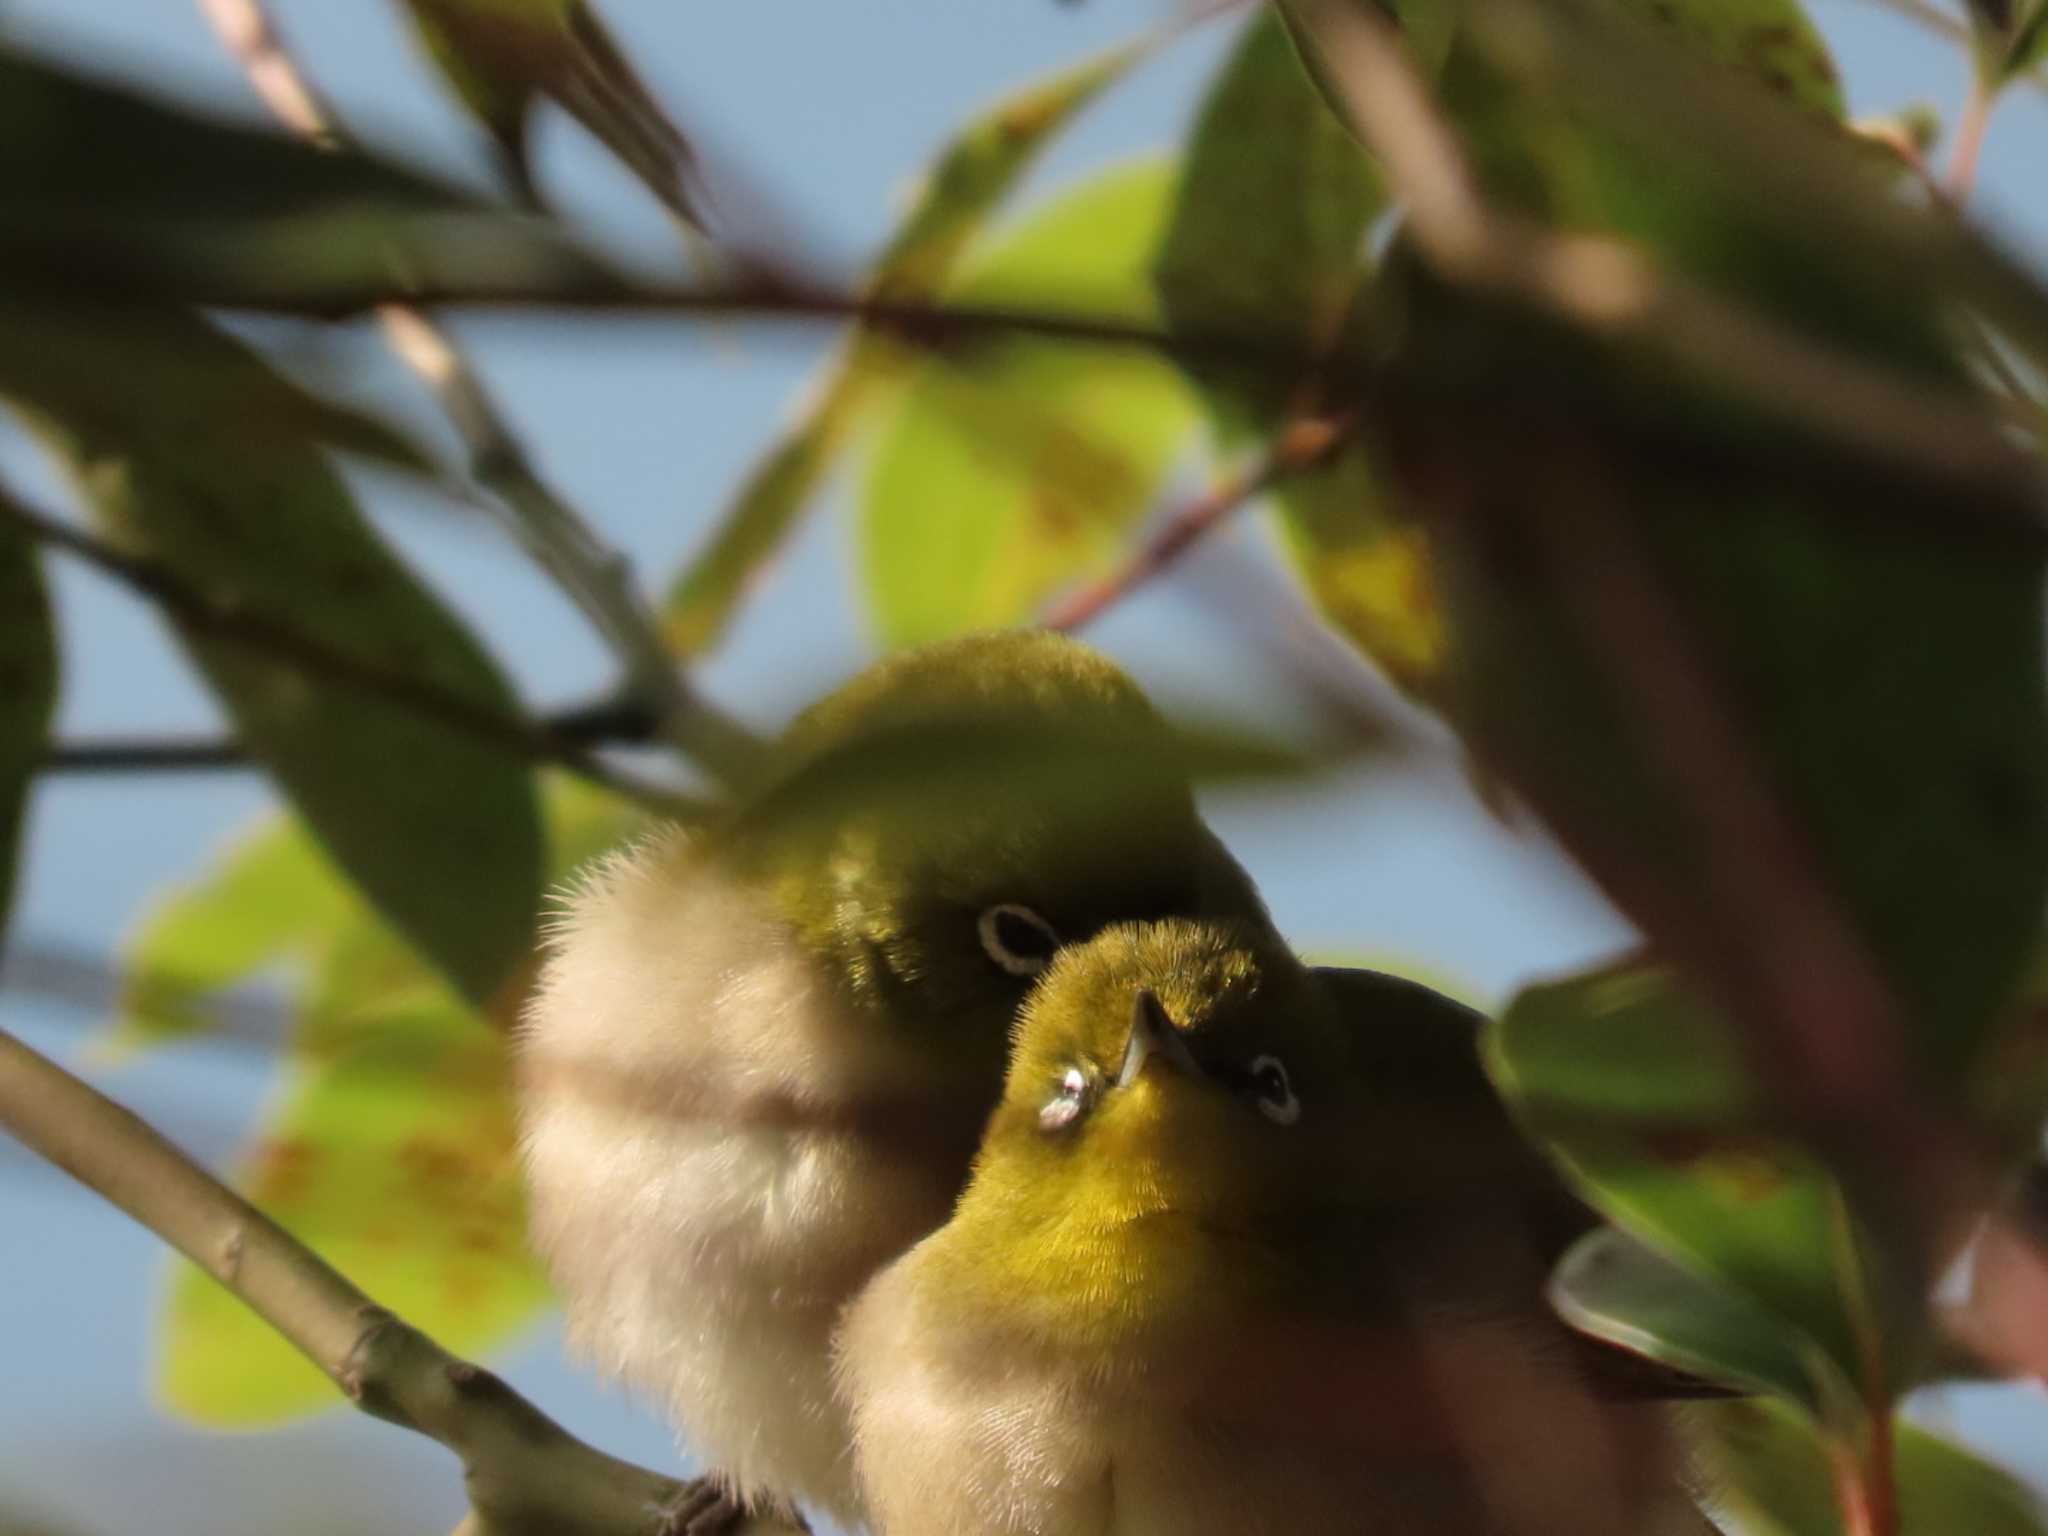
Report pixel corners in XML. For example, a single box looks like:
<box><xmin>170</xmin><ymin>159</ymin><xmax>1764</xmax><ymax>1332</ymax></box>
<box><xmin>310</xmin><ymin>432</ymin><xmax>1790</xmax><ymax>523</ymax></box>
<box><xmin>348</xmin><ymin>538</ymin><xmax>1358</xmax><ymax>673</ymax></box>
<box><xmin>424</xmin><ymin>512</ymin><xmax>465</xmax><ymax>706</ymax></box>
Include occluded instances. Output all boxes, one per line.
<box><xmin>1117</xmin><ymin>990</ymin><xmax>1203</xmax><ymax>1089</ymax></box>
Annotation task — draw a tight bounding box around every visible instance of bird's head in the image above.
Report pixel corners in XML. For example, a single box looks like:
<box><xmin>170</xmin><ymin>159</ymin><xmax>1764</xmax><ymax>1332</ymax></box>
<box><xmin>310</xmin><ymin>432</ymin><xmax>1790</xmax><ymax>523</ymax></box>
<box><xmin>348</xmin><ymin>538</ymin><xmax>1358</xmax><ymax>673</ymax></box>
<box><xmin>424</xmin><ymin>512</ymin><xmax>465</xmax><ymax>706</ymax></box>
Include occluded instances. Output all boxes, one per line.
<box><xmin>718</xmin><ymin>631</ymin><xmax>1268</xmax><ymax>1085</ymax></box>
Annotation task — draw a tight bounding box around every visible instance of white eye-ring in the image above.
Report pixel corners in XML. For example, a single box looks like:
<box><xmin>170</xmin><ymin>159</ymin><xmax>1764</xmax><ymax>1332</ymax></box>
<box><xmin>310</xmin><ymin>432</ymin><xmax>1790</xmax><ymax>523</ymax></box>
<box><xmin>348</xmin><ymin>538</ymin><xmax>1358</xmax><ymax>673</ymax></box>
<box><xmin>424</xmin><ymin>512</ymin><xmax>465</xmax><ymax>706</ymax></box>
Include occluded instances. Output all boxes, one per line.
<box><xmin>1249</xmin><ymin>1054</ymin><xmax>1300</xmax><ymax>1126</ymax></box>
<box><xmin>1040</xmin><ymin>1067</ymin><xmax>1091</xmax><ymax>1132</ymax></box>
<box><xmin>978</xmin><ymin>903</ymin><xmax>1060</xmax><ymax>977</ymax></box>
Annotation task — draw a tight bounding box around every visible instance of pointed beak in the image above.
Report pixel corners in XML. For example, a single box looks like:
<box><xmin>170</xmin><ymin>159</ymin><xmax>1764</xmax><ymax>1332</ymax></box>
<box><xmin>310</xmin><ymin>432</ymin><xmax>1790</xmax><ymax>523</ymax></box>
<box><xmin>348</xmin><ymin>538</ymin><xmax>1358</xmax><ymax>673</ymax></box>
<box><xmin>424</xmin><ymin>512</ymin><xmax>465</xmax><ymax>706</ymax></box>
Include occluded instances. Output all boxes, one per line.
<box><xmin>1117</xmin><ymin>990</ymin><xmax>1203</xmax><ymax>1089</ymax></box>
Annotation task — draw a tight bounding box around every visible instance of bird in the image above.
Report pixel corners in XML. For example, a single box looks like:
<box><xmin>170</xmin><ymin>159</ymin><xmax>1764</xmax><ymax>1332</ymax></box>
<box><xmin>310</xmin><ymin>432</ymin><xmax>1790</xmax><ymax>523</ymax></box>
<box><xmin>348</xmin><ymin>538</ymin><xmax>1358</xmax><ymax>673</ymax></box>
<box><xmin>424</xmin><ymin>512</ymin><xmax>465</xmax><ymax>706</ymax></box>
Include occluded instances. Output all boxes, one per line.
<box><xmin>514</xmin><ymin>631</ymin><xmax>1273</xmax><ymax>1530</ymax></box>
<box><xmin>836</xmin><ymin>915</ymin><xmax>1719</xmax><ymax>1536</ymax></box>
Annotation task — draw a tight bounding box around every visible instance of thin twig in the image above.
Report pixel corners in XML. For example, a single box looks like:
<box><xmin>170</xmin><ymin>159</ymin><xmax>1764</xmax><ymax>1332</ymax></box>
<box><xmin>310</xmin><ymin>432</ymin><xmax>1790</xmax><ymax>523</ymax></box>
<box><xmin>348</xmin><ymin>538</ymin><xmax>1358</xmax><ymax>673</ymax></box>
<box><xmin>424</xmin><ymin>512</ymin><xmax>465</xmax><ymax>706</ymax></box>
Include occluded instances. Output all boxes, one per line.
<box><xmin>1288</xmin><ymin>0</ymin><xmax>2041</xmax><ymax>505</ymax></box>
<box><xmin>195</xmin><ymin>0</ymin><xmax>764</xmax><ymax>787</ymax></box>
<box><xmin>1044</xmin><ymin>413</ymin><xmax>1360</xmax><ymax>631</ymax></box>
<box><xmin>2</xmin><ymin>494</ymin><xmax>692</xmax><ymax>809</ymax></box>
<box><xmin>0</xmin><ymin>1026</ymin><xmax>798</xmax><ymax>1536</ymax></box>
<box><xmin>1946</xmin><ymin>69</ymin><xmax>1995</xmax><ymax>205</ymax></box>
<box><xmin>41</xmin><ymin>697</ymin><xmax>667</xmax><ymax>775</ymax></box>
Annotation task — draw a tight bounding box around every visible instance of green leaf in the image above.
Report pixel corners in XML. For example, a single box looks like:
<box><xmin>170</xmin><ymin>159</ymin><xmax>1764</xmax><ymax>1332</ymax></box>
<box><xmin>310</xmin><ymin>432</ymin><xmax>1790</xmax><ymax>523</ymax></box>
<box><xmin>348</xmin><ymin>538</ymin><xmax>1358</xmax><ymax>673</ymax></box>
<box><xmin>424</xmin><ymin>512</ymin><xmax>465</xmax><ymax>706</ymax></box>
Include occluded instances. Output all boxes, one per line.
<box><xmin>107</xmin><ymin>821</ymin><xmax>353</xmax><ymax>1057</ymax></box>
<box><xmin>1488</xmin><ymin>964</ymin><xmax>1873</xmax><ymax>1405</ymax></box>
<box><xmin>660</xmin><ymin>43</ymin><xmax>1142</xmax><ymax>657</ymax></box>
<box><xmin>1269</xmin><ymin>437</ymin><xmax>1444</xmax><ymax>699</ymax></box>
<box><xmin>1155</xmin><ymin>10</ymin><xmax>1384</xmax><ymax>437</ymax></box>
<box><xmin>1687</xmin><ymin>1398</ymin><xmax>2048</xmax><ymax>1536</ymax></box>
<box><xmin>1607</xmin><ymin>0</ymin><xmax>1844</xmax><ymax>120</ymax></box>
<box><xmin>861</xmin><ymin>160</ymin><xmax>1198</xmax><ymax>645</ymax></box>
<box><xmin>23</xmin><ymin>315</ymin><xmax>544</xmax><ymax>1006</ymax></box>
<box><xmin>155</xmin><ymin>780</ymin><xmax>645</xmax><ymax>1425</ymax></box>
<box><xmin>397</xmin><ymin>0</ymin><xmax>705</xmax><ymax>226</ymax></box>
<box><xmin>0</xmin><ymin>509</ymin><xmax>57</xmax><ymax>947</ymax></box>
<box><xmin>1551</xmin><ymin>1226</ymin><xmax>1828</xmax><ymax>1408</ymax></box>
<box><xmin>0</xmin><ymin>44</ymin><xmax>607</xmax><ymax>315</ymax></box>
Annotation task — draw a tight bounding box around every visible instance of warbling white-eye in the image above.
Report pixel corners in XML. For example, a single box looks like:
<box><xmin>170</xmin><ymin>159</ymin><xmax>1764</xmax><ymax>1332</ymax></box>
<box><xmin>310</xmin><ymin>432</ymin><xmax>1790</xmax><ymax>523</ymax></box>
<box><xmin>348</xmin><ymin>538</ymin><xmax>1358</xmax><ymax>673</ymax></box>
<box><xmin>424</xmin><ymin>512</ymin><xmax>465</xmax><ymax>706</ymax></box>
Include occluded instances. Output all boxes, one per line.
<box><xmin>837</xmin><ymin>916</ymin><xmax>1717</xmax><ymax>1536</ymax></box>
<box><xmin>515</xmin><ymin>632</ymin><xmax>1269</xmax><ymax>1528</ymax></box>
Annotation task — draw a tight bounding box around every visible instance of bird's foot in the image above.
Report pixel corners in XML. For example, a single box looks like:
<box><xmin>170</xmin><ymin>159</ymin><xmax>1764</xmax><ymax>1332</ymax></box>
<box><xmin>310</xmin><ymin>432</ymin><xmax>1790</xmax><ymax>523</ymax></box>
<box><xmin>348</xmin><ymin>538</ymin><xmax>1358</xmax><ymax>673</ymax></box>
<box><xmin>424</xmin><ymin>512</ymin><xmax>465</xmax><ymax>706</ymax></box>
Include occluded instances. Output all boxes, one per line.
<box><xmin>656</xmin><ymin>1476</ymin><xmax>805</xmax><ymax>1536</ymax></box>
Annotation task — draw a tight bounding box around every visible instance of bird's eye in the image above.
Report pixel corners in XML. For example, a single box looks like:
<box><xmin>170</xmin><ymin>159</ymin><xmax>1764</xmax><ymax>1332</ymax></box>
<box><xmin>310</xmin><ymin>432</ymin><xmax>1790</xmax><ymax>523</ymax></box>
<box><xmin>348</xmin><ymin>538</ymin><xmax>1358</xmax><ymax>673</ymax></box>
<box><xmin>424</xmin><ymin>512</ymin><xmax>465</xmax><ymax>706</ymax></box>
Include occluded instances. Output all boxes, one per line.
<box><xmin>1248</xmin><ymin>1054</ymin><xmax>1300</xmax><ymax>1126</ymax></box>
<box><xmin>1040</xmin><ymin>1067</ymin><xmax>1091</xmax><ymax>1133</ymax></box>
<box><xmin>978</xmin><ymin>904</ymin><xmax>1060</xmax><ymax>977</ymax></box>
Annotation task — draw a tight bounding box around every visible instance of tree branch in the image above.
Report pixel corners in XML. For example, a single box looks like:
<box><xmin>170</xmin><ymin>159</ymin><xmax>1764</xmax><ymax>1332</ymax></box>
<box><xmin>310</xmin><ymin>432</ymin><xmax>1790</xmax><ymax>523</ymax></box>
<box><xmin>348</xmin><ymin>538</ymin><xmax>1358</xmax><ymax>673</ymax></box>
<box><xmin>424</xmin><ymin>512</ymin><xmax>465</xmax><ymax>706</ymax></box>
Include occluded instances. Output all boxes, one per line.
<box><xmin>195</xmin><ymin>0</ymin><xmax>765</xmax><ymax>788</ymax></box>
<box><xmin>3</xmin><ymin>494</ymin><xmax>707</xmax><ymax>814</ymax></box>
<box><xmin>1042</xmin><ymin>412</ymin><xmax>1359</xmax><ymax>631</ymax></box>
<box><xmin>0</xmin><ymin>1026</ymin><xmax>797</xmax><ymax>1536</ymax></box>
<box><xmin>41</xmin><ymin>698</ymin><xmax>667</xmax><ymax>776</ymax></box>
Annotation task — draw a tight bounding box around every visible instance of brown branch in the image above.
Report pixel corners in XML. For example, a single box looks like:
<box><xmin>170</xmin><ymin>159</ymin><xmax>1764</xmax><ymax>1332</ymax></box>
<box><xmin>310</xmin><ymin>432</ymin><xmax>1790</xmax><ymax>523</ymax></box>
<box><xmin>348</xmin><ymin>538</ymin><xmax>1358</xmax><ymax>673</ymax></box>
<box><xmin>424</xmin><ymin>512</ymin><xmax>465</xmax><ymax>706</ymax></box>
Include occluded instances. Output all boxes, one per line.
<box><xmin>195</xmin><ymin>0</ymin><xmax>765</xmax><ymax>788</ymax></box>
<box><xmin>3</xmin><ymin>494</ymin><xmax>704</xmax><ymax>813</ymax></box>
<box><xmin>0</xmin><ymin>1025</ymin><xmax>796</xmax><ymax>1536</ymax></box>
<box><xmin>1043</xmin><ymin>412</ymin><xmax>1359</xmax><ymax>631</ymax></box>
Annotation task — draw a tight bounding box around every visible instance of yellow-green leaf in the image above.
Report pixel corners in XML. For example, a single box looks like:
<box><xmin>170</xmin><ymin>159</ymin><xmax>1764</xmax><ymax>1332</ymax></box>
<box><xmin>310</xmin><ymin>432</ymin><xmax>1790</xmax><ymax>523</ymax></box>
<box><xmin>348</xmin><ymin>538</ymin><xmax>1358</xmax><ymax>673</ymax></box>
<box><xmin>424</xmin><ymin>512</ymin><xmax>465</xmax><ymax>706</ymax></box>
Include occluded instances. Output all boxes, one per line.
<box><xmin>108</xmin><ymin>820</ymin><xmax>353</xmax><ymax>1057</ymax></box>
<box><xmin>24</xmin><ymin>315</ymin><xmax>544</xmax><ymax>1006</ymax></box>
<box><xmin>0</xmin><ymin>506</ymin><xmax>56</xmax><ymax>947</ymax></box>
<box><xmin>861</xmin><ymin>160</ymin><xmax>1198</xmax><ymax>645</ymax></box>
<box><xmin>155</xmin><ymin>780</ymin><xmax>645</xmax><ymax>1424</ymax></box>
<box><xmin>661</xmin><ymin>43</ymin><xmax>1142</xmax><ymax>657</ymax></box>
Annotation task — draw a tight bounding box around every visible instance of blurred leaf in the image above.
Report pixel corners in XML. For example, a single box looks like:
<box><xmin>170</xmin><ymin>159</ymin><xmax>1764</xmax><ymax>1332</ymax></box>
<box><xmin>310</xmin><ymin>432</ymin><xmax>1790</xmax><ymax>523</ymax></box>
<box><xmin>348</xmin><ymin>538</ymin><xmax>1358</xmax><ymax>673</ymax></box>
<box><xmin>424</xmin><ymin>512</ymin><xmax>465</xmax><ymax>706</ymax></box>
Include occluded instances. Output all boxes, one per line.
<box><xmin>0</xmin><ymin>510</ymin><xmax>56</xmax><ymax>947</ymax></box>
<box><xmin>1488</xmin><ymin>963</ymin><xmax>1875</xmax><ymax>1406</ymax></box>
<box><xmin>1552</xmin><ymin>1226</ymin><xmax>1827</xmax><ymax>1408</ymax></box>
<box><xmin>1610</xmin><ymin>0</ymin><xmax>1844</xmax><ymax>120</ymax></box>
<box><xmin>1155</xmin><ymin>10</ymin><xmax>1384</xmax><ymax>437</ymax></box>
<box><xmin>108</xmin><ymin>820</ymin><xmax>352</xmax><ymax>1056</ymax></box>
<box><xmin>396</xmin><ymin>0</ymin><xmax>704</xmax><ymax>226</ymax></box>
<box><xmin>862</xmin><ymin>160</ymin><xmax>1198</xmax><ymax>645</ymax></box>
<box><xmin>1269</xmin><ymin>436</ymin><xmax>1444</xmax><ymax>699</ymax></box>
<box><xmin>661</xmin><ymin>43</ymin><xmax>1140</xmax><ymax>657</ymax></box>
<box><xmin>1964</xmin><ymin>0</ymin><xmax>2048</xmax><ymax>87</ymax></box>
<box><xmin>1687</xmin><ymin>1397</ymin><xmax>2048</xmax><ymax>1536</ymax></box>
<box><xmin>22</xmin><ymin>315</ymin><xmax>544</xmax><ymax>1006</ymax></box>
<box><xmin>0</xmin><ymin>44</ymin><xmax>608</xmax><ymax>314</ymax></box>
<box><xmin>156</xmin><ymin>780</ymin><xmax>644</xmax><ymax>1425</ymax></box>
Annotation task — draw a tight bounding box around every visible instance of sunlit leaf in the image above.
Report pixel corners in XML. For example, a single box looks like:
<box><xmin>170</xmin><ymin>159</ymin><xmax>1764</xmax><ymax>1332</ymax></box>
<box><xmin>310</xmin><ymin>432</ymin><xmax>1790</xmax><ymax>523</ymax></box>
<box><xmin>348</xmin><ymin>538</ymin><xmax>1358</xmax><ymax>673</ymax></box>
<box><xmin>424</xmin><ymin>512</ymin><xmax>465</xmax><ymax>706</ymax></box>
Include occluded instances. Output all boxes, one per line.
<box><xmin>1552</xmin><ymin>1226</ymin><xmax>1826</xmax><ymax>1408</ymax></box>
<box><xmin>155</xmin><ymin>780</ymin><xmax>644</xmax><ymax>1425</ymax></box>
<box><xmin>1156</xmin><ymin>9</ymin><xmax>1384</xmax><ymax>437</ymax></box>
<box><xmin>1269</xmin><ymin>437</ymin><xmax>1444</xmax><ymax>699</ymax></box>
<box><xmin>862</xmin><ymin>160</ymin><xmax>1198</xmax><ymax>645</ymax></box>
<box><xmin>0</xmin><ymin>44</ymin><xmax>607</xmax><ymax>314</ymax></box>
<box><xmin>107</xmin><ymin>820</ymin><xmax>352</xmax><ymax>1057</ymax></box>
<box><xmin>0</xmin><ymin>508</ymin><xmax>56</xmax><ymax>948</ymax></box>
<box><xmin>396</xmin><ymin>0</ymin><xmax>705</xmax><ymax>226</ymax></box>
<box><xmin>1488</xmin><ymin>963</ymin><xmax>1875</xmax><ymax>1405</ymax></box>
<box><xmin>1687</xmin><ymin>1397</ymin><xmax>2048</xmax><ymax>1536</ymax></box>
<box><xmin>661</xmin><ymin>43</ymin><xmax>1142</xmax><ymax>657</ymax></box>
<box><xmin>22</xmin><ymin>315</ymin><xmax>544</xmax><ymax>1006</ymax></box>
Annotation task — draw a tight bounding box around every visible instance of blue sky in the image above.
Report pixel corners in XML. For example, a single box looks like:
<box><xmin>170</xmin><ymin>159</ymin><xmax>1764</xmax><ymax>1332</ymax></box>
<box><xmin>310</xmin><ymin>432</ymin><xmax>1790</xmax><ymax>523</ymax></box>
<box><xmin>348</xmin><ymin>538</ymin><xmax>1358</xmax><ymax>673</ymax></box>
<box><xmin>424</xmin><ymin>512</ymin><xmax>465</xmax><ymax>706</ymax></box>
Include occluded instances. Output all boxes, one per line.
<box><xmin>4</xmin><ymin>2</ymin><xmax>2048</xmax><ymax>1532</ymax></box>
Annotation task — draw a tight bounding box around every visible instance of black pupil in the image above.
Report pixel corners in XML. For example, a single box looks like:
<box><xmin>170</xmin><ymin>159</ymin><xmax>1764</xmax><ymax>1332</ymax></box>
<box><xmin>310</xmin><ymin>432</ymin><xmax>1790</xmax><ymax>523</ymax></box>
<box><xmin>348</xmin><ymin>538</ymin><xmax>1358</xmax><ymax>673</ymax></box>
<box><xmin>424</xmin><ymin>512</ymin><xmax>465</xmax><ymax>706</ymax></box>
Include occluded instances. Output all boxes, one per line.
<box><xmin>995</xmin><ymin>909</ymin><xmax>1055</xmax><ymax>961</ymax></box>
<box><xmin>1255</xmin><ymin>1063</ymin><xmax>1287</xmax><ymax>1101</ymax></box>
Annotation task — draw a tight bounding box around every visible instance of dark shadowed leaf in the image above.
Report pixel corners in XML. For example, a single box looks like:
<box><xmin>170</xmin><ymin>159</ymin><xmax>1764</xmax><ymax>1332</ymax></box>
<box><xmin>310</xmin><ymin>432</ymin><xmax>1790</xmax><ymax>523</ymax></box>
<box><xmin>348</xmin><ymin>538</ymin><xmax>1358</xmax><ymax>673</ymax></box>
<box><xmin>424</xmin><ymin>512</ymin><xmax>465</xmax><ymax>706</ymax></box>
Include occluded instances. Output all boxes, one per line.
<box><xmin>154</xmin><ymin>781</ymin><xmax>643</xmax><ymax>1424</ymax></box>
<box><xmin>0</xmin><ymin>509</ymin><xmax>56</xmax><ymax>948</ymax></box>
<box><xmin>862</xmin><ymin>161</ymin><xmax>1197</xmax><ymax>645</ymax></box>
<box><xmin>1686</xmin><ymin>1397</ymin><xmax>2048</xmax><ymax>1536</ymax></box>
<box><xmin>1488</xmin><ymin>964</ymin><xmax>1874</xmax><ymax>1405</ymax></box>
<box><xmin>1156</xmin><ymin>9</ymin><xmax>1384</xmax><ymax>437</ymax></box>
<box><xmin>396</xmin><ymin>0</ymin><xmax>705</xmax><ymax>226</ymax></box>
<box><xmin>661</xmin><ymin>43</ymin><xmax>1141</xmax><ymax>657</ymax></box>
<box><xmin>21</xmin><ymin>315</ymin><xmax>543</xmax><ymax>1005</ymax></box>
<box><xmin>0</xmin><ymin>44</ymin><xmax>608</xmax><ymax>313</ymax></box>
<box><xmin>1552</xmin><ymin>1227</ymin><xmax>1826</xmax><ymax>1408</ymax></box>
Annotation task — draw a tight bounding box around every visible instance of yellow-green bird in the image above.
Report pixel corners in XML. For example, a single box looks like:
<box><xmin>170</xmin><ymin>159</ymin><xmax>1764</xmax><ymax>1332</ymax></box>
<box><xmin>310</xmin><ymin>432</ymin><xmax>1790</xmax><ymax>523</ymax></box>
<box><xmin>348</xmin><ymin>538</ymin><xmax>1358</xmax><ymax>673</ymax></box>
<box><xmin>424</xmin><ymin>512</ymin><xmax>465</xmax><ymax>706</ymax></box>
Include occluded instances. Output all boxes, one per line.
<box><xmin>516</xmin><ymin>633</ymin><xmax>1270</xmax><ymax>1529</ymax></box>
<box><xmin>837</xmin><ymin>917</ymin><xmax>1718</xmax><ymax>1536</ymax></box>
